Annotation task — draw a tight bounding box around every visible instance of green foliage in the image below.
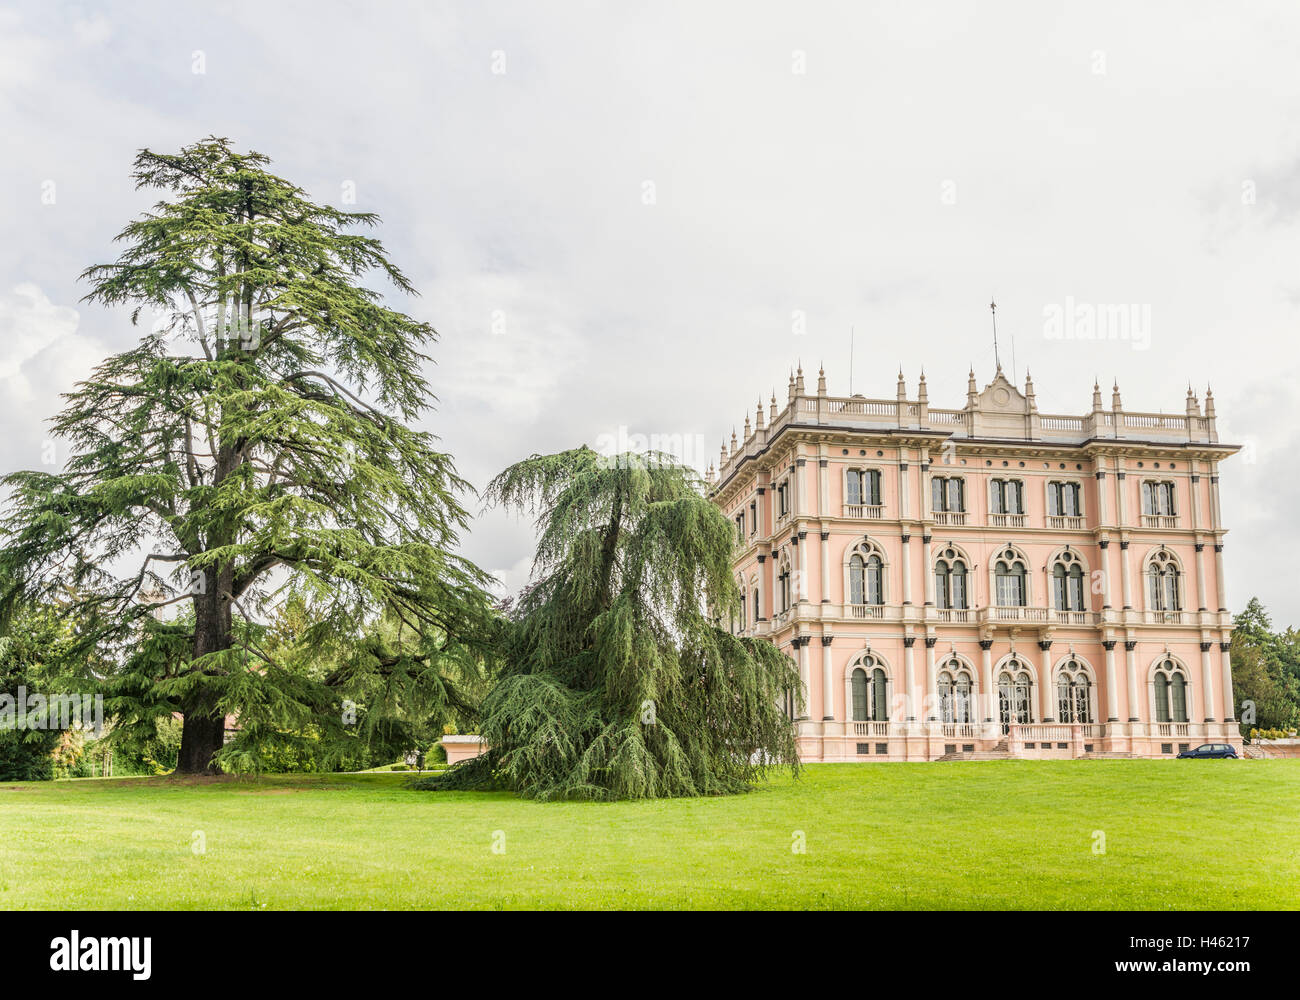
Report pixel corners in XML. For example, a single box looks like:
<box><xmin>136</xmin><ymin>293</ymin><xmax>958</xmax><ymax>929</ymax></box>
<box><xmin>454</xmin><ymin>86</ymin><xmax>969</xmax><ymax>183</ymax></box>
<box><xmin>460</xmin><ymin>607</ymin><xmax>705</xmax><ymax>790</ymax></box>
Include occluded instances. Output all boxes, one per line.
<box><xmin>419</xmin><ymin>447</ymin><xmax>800</xmax><ymax>801</ymax></box>
<box><xmin>1232</xmin><ymin>597</ymin><xmax>1300</xmax><ymax>732</ymax></box>
<box><xmin>0</xmin><ymin>138</ymin><xmax>495</xmax><ymax>773</ymax></box>
<box><xmin>0</xmin><ymin>604</ymin><xmax>86</xmax><ymax>781</ymax></box>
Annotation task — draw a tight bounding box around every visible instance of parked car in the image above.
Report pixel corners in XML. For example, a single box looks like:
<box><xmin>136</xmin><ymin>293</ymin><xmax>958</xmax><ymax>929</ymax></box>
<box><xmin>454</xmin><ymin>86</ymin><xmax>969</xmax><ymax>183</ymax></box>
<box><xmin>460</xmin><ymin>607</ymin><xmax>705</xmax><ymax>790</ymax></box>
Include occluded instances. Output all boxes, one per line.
<box><xmin>1176</xmin><ymin>743</ymin><xmax>1239</xmax><ymax>759</ymax></box>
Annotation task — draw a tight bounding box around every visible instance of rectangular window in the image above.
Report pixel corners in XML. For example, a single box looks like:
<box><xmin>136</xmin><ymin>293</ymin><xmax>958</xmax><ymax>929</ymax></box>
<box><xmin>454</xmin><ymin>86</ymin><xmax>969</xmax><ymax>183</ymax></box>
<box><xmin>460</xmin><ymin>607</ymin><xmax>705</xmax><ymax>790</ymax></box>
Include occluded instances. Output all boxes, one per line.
<box><xmin>849</xmin><ymin>469</ymin><xmax>881</xmax><ymax>507</ymax></box>
<box><xmin>1143</xmin><ymin>480</ymin><xmax>1176</xmax><ymax>516</ymax></box>
<box><xmin>1047</xmin><ymin>481</ymin><xmax>1081</xmax><ymax>517</ymax></box>
<box><xmin>932</xmin><ymin>476</ymin><xmax>965</xmax><ymax>512</ymax></box>
<box><xmin>1007</xmin><ymin>480</ymin><xmax>1023</xmax><ymax>514</ymax></box>
<box><xmin>951</xmin><ymin>570</ymin><xmax>966</xmax><ymax>609</ymax></box>
<box><xmin>991</xmin><ymin>478</ymin><xmax>1023</xmax><ymax>514</ymax></box>
<box><xmin>749</xmin><ymin>501</ymin><xmax>757</xmax><ymax>534</ymax></box>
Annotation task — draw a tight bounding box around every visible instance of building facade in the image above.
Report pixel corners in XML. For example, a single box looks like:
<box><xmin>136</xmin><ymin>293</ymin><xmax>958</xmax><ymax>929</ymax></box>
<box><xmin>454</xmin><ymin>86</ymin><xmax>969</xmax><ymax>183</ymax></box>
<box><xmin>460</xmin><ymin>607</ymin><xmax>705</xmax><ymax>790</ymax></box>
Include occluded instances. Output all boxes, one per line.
<box><xmin>708</xmin><ymin>364</ymin><xmax>1241</xmax><ymax>761</ymax></box>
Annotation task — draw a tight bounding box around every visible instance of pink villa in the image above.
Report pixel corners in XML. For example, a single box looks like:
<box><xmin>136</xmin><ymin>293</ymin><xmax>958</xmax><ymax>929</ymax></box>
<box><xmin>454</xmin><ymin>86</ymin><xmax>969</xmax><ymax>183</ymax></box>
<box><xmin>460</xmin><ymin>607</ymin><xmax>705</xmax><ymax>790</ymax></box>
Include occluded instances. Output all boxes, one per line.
<box><xmin>707</xmin><ymin>364</ymin><xmax>1241</xmax><ymax>761</ymax></box>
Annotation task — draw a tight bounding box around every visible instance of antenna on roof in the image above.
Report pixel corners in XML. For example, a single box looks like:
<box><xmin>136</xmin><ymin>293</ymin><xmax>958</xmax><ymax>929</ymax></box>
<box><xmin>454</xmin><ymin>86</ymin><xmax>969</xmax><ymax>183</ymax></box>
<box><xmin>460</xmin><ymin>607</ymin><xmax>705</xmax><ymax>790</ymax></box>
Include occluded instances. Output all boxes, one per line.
<box><xmin>990</xmin><ymin>297</ymin><xmax>1001</xmax><ymax>371</ymax></box>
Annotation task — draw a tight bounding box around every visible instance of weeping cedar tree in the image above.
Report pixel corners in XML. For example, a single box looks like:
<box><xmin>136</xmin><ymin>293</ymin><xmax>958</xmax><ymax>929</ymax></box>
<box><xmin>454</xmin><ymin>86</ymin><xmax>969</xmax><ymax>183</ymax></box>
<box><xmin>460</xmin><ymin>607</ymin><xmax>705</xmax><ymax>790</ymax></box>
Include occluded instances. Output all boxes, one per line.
<box><xmin>423</xmin><ymin>447</ymin><xmax>801</xmax><ymax>800</ymax></box>
<box><xmin>0</xmin><ymin>138</ymin><xmax>494</xmax><ymax>773</ymax></box>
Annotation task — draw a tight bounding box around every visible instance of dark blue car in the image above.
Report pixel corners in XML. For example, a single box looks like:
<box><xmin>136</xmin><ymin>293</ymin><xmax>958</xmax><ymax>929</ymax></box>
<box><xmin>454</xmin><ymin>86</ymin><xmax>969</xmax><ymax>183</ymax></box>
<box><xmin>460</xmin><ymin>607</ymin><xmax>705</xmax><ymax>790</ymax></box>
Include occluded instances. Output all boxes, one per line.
<box><xmin>1176</xmin><ymin>743</ymin><xmax>1239</xmax><ymax>759</ymax></box>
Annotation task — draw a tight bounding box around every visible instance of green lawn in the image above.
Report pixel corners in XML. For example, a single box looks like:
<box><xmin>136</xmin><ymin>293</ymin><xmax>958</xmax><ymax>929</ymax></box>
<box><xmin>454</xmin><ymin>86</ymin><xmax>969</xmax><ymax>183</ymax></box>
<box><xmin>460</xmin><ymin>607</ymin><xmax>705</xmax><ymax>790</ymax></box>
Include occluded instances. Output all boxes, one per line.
<box><xmin>2</xmin><ymin>761</ymin><xmax>1296</xmax><ymax>909</ymax></box>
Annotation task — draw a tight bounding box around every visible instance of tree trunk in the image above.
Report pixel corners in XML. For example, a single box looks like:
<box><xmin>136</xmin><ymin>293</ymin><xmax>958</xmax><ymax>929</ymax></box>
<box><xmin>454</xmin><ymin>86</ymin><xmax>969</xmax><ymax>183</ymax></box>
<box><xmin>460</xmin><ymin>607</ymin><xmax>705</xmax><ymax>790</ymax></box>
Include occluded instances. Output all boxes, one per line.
<box><xmin>176</xmin><ymin>712</ymin><xmax>226</xmax><ymax>774</ymax></box>
<box><xmin>174</xmin><ymin>566</ymin><xmax>233</xmax><ymax>774</ymax></box>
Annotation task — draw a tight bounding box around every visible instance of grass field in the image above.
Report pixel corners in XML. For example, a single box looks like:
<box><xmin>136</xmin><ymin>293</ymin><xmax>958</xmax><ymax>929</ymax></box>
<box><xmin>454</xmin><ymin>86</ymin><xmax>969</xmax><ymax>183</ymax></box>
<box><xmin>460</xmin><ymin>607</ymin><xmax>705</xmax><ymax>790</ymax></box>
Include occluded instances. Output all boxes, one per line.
<box><xmin>2</xmin><ymin>760</ymin><xmax>1297</xmax><ymax>909</ymax></box>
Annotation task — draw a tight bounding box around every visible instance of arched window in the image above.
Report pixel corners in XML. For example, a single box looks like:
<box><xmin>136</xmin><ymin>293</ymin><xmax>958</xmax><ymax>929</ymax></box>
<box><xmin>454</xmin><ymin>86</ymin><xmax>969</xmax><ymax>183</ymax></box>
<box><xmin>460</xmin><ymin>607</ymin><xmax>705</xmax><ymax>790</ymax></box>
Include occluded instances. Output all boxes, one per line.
<box><xmin>1152</xmin><ymin>658</ymin><xmax>1189</xmax><ymax>723</ymax></box>
<box><xmin>934</xmin><ymin>547</ymin><xmax>969</xmax><ymax>610</ymax></box>
<box><xmin>998</xmin><ymin>658</ymin><xmax>1034</xmax><ymax>731</ymax></box>
<box><xmin>1146</xmin><ymin>550</ymin><xmax>1181</xmax><ymax>612</ymax></box>
<box><xmin>777</xmin><ymin>556</ymin><xmax>793</xmax><ymax>612</ymax></box>
<box><xmin>846</xmin><ymin>540</ymin><xmax>886</xmax><ymax>607</ymax></box>
<box><xmin>1056</xmin><ymin>658</ymin><xmax>1093</xmax><ymax>723</ymax></box>
<box><xmin>994</xmin><ymin>547</ymin><xmax>1028</xmax><ymax>607</ymax></box>
<box><xmin>1052</xmin><ymin>550</ymin><xmax>1086</xmax><ymax>612</ymax></box>
<box><xmin>846</xmin><ymin>468</ymin><xmax>882</xmax><ymax>507</ymax></box>
<box><xmin>851</xmin><ymin>668</ymin><xmax>869</xmax><ymax>721</ymax></box>
<box><xmin>849</xmin><ymin>552</ymin><xmax>884</xmax><ymax>606</ymax></box>
<box><xmin>849</xmin><ymin>655</ymin><xmax>890</xmax><ymax>721</ymax></box>
<box><xmin>938</xmin><ymin>658</ymin><xmax>974</xmax><ymax>723</ymax></box>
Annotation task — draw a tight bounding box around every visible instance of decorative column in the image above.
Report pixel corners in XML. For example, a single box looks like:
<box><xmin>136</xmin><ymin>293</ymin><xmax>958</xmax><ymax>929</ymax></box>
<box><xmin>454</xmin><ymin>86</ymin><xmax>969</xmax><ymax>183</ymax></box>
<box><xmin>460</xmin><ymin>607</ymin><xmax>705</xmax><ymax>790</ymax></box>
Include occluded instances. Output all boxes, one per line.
<box><xmin>1124</xmin><ymin>640</ymin><xmax>1140</xmax><ymax>723</ymax></box>
<box><xmin>1095</xmin><ymin>460</ymin><xmax>1110</xmax><ymax>525</ymax></box>
<box><xmin>1038</xmin><ymin>638</ymin><xmax>1054</xmax><ymax>722</ymax></box>
<box><xmin>755</xmin><ymin>553</ymin><xmax>766</xmax><ymax>621</ymax></box>
<box><xmin>1213</xmin><ymin>543</ymin><xmax>1228</xmax><ymax>613</ymax></box>
<box><xmin>923</xmin><ymin>533</ymin><xmax>936</xmax><ymax>608</ymax></box>
<box><xmin>1194</xmin><ymin>540</ymin><xmax>1208</xmax><ymax>613</ymax></box>
<box><xmin>794</xmin><ymin>456</ymin><xmax>806</xmax><ymax>518</ymax></box>
<box><xmin>920</xmin><ymin>454</ymin><xmax>932</xmax><ymax>521</ymax></box>
<box><xmin>821</xmin><ymin>635</ymin><xmax>835</xmax><ymax>720</ymax></box>
<box><xmin>1102</xmin><ymin>640</ymin><xmax>1119</xmax><ymax>722</ymax></box>
<box><xmin>900</xmin><ymin>533</ymin><xmax>913</xmax><ymax>607</ymax></box>
<box><xmin>925</xmin><ymin>636</ymin><xmax>939</xmax><ymax>721</ymax></box>
<box><xmin>1098</xmin><ymin>539</ymin><xmax>1114</xmax><ymax>611</ymax></box>
<box><xmin>1199</xmin><ymin>640</ymin><xmax>1217</xmax><ymax>723</ymax></box>
<box><xmin>817</xmin><ymin>452</ymin><xmax>828</xmax><ymax>516</ymax></box>
<box><xmin>796</xmin><ymin>636</ymin><xmax>810</xmax><ymax>720</ymax></box>
<box><xmin>1220</xmin><ymin>640</ymin><xmax>1235</xmax><ymax>722</ymax></box>
<box><xmin>979</xmin><ymin>638</ymin><xmax>995</xmax><ymax>728</ymax></box>
<box><xmin>903</xmin><ymin>635</ymin><xmax>917</xmax><ymax>722</ymax></box>
<box><xmin>819</xmin><ymin>530</ymin><xmax>831</xmax><ymax>605</ymax></box>
<box><xmin>796</xmin><ymin>531</ymin><xmax>808</xmax><ymax>603</ymax></box>
<box><xmin>1119</xmin><ymin>539</ymin><xmax>1133</xmax><ymax>611</ymax></box>
<box><xmin>898</xmin><ymin>451</ymin><xmax>910</xmax><ymax>519</ymax></box>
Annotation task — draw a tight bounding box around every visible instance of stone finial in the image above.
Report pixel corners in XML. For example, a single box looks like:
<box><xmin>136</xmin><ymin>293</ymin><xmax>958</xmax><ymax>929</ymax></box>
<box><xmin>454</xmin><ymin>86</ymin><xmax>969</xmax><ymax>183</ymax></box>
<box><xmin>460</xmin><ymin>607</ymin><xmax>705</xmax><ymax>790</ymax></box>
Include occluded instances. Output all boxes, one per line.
<box><xmin>817</xmin><ymin>363</ymin><xmax>827</xmax><ymax>396</ymax></box>
<box><xmin>743</xmin><ymin>414</ymin><xmax>751</xmax><ymax>438</ymax></box>
<box><xmin>1092</xmin><ymin>378</ymin><xmax>1103</xmax><ymax>412</ymax></box>
<box><xmin>1185</xmin><ymin>383</ymin><xmax>1200</xmax><ymax>418</ymax></box>
<box><xmin>769</xmin><ymin>392</ymin><xmax>778</xmax><ymax>422</ymax></box>
<box><xmin>730</xmin><ymin>428</ymin><xmax>738</xmax><ymax>452</ymax></box>
<box><xmin>917</xmin><ymin>369</ymin><xmax>929</xmax><ymax>404</ymax></box>
<box><xmin>720</xmin><ymin>439</ymin><xmax>728</xmax><ymax>465</ymax></box>
<box><xmin>1024</xmin><ymin>369</ymin><xmax>1037</xmax><ymax>411</ymax></box>
<box><xmin>1111</xmin><ymin>379</ymin><xmax>1123</xmax><ymax>412</ymax></box>
<box><xmin>755</xmin><ymin>399</ymin><xmax>765</xmax><ymax>430</ymax></box>
<box><xmin>795</xmin><ymin>362</ymin><xmax>805</xmax><ymax>395</ymax></box>
<box><xmin>1205</xmin><ymin>384</ymin><xmax>1216</xmax><ymax>418</ymax></box>
<box><xmin>966</xmin><ymin>366</ymin><xmax>979</xmax><ymax>405</ymax></box>
<box><xmin>896</xmin><ymin>368</ymin><xmax>907</xmax><ymax>400</ymax></box>
<box><xmin>787</xmin><ymin>370</ymin><xmax>797</xmax><ymax>402</ymax></box>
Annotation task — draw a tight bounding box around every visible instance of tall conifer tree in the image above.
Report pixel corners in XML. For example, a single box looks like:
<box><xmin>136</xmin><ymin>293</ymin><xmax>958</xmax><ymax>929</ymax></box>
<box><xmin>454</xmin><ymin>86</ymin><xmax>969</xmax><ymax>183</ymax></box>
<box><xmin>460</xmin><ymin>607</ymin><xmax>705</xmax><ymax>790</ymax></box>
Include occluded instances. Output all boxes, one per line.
<box><xmin>0</xmin><ymin>138</ymin><xmax>492</xmax><ymax>773</ymax></box>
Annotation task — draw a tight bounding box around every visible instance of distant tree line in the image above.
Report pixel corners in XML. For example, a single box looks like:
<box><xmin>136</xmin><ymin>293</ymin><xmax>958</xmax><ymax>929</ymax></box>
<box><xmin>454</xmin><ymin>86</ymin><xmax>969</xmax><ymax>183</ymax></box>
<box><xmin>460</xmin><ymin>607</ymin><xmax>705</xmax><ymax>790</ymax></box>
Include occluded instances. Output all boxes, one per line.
<box><xmin>1231</xmin><ymin>597</ymin><xmax>1300</xmax><ymax>736</ymax></box>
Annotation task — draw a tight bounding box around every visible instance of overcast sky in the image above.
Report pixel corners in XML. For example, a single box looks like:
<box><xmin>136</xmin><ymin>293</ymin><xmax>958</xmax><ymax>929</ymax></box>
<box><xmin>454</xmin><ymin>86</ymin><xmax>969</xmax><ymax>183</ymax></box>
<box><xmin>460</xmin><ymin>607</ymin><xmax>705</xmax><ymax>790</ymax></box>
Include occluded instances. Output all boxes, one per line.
<box><xmin>2</xmin><ymin>1</ymin><xmax>1298</xmax><ymax>623</ymax></box>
